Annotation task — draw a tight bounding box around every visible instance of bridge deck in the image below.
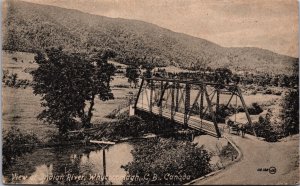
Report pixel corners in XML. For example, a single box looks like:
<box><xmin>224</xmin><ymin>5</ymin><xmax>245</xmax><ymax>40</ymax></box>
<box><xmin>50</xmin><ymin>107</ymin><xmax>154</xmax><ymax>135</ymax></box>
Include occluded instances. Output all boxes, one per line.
<box><xmin>136</xmin><ymin>103</ymin><xmax>219</xmax><ymax>137</ymax></box>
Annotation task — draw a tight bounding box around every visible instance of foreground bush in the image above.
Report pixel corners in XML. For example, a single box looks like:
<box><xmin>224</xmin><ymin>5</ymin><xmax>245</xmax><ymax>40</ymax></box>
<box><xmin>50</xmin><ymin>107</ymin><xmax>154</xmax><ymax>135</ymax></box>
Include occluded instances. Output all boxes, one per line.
<box><xmin>237</xmin><ymin>102</ymin><xmax>263</xmax><ymax>115</ymax></box>
<box><xmin>3</xmin><ymin>127</ymin><xmax>40</xmax><ymax>169</ymax></box>
<box><xmin>122</xmin><ymin>138</ymin><xmax>211</xmax><ymax>185</ymax></box>
<box><xmin>247</xmin><ymin>113</ymin><xmax>284</xmax><ymax>142</ymax></box>
<box><xmin>252</xmin><ymin>116</ymin><xmax>280</xmax><ymax>142</ymax></box>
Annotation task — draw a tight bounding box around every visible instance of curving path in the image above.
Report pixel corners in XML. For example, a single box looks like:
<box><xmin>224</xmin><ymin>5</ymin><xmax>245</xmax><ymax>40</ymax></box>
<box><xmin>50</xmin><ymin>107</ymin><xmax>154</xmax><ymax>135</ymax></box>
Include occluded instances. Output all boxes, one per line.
<box><xmin>193</xmin><ymin>134</ymin><xmax>299</xmax><ymax>185</ymax></box>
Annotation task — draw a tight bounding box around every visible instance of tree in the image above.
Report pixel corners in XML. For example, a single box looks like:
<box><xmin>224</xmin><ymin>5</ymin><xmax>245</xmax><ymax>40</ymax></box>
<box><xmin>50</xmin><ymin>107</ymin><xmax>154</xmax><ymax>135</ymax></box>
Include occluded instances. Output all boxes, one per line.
<box><xmin>281</xmin><ymin>61</ymin><xmax>299</xmax><ymax>136</ymax></box>
<box><xmin>282</xmin><ymin>89</ymin><xmax>299</xmax><ymax>136</ymax></box>
<box><xmin>278</xmin><ymin>74</ymin><xmax>289</xmax><ymax>87</ymax></box>
<box><xmin>289</xmin><ymin>62</ymin><xmax>299</xmax><ymax>88</ymax></box>
<box><xmin>83</xmin><ymin>50</ymin><xmax>117</xmax><ymax>127</ymax></box>
<box><xmin>31</xmin><ymin>47</ymin><xmax>116</xmax><ymax>134</ymax></box>
<box><xmin>142</xmin><ymin>63</ymin><xmax>154</xmax><ymax>83</ymax></box>
<box><xmin>122</xmin><ymin>138</ymin><xmax>211</xmax><ymax>185</ymax></box>
<box><xmin>231</xmin><ymin>74</ymin><xmax>241</xmax><ymax>84</ymax></box>
<box><xmin>253</xmin><ymin>115</ymin><xmax>279</xmax><ymax>142</ymax></box>
<box><xmin>214</xmin><ymin>68</ymin><xmax>232</xmax><ymax>84</ymax></box>
<box><xmin>270</xmin><ymin>76</ymin><xmax>279</xmax><ymax>86</ymax></box>
<box><xmin>191</xmin><ymin>58</ymin><xmax>209</xmax><ymax>72</ymax></box>
<box><xmin>126</xmin><ymin>65</ymin><xmax>140</xmax><ymax>88</ymax></box>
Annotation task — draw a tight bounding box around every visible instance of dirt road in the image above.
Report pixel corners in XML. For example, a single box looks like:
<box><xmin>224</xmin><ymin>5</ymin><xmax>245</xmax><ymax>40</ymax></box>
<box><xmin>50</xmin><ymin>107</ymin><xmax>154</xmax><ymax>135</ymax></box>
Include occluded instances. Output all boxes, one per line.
<box><xmin>193</xmin><ymin>134</ymin><xmax>299</xmax><ymax>185</ymax></box>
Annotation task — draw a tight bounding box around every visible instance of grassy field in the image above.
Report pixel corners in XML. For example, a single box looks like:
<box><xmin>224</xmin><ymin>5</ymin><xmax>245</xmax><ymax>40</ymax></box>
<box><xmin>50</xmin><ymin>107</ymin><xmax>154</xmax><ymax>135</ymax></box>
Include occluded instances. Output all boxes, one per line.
<box><xmin>2</xmin><ymin>87</ymin><xmax>55</xmax><ymax>140</ymax></box>
<box><xmin>2</xmin><ymin>51</ymin><xmax>137</xmax><ymax>141</ymax></box>
<box><xmin>2</xmin><ymin>50</ymin><xmax>37</xmax><ymax>80</ymax></box>
<box><xmin>2</xmin><ymin>84</ymin><xmax>137</xmax><ymax>141</ymax></box>
<box><xmin>190</xmin><ymin>89</ymin><xmax>281</xmax><ymax>107</ymax></box>
<box><xmin>2</xmin><ymin>51</ymin><xmax>52</xmax><ymax>139</ymax></box>
<box><xmin>144</xmin><ymin>87</ymin><xmax>281</xmax><ymax>111</ymax></box>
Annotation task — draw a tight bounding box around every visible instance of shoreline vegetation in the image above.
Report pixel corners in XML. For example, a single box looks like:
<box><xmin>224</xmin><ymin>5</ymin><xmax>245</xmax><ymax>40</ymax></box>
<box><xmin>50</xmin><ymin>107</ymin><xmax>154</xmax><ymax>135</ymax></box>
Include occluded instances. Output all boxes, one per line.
<box><xmin>3</xmin><ymin>114</ymin><xmax>240</xmax><ymax>185</ymax></box>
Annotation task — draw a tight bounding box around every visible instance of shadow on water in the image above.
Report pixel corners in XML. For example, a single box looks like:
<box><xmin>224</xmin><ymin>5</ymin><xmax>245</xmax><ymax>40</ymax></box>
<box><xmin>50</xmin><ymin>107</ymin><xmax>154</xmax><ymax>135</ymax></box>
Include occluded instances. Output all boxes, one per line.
<box><xmin>3</xmin><ymin>142</ymin><xmax>133</xmax><ymax>185</ymax></box>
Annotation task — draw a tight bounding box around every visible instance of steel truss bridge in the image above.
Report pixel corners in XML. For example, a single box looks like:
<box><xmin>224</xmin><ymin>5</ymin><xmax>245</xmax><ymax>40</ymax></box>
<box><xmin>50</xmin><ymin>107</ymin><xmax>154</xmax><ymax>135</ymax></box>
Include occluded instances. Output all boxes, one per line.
<box><xmin>134</xmin><ymin>77</ymin><xmax>255</xmax><ymax>138</ymax></box>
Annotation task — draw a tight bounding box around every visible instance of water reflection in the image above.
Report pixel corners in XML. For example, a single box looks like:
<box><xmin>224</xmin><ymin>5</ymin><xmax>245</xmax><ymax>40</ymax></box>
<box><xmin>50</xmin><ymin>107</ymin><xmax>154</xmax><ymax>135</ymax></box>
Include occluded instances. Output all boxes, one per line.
<box><xmin>3</xmin><ymin>142</ymin><xmax>133</xmax><ymax>185</ymax></box>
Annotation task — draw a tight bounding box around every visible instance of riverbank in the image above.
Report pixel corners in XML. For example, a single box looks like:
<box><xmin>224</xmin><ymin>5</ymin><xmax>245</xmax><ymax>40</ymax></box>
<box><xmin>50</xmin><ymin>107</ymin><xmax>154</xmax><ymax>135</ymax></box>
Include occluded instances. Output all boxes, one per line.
<box><xmin>3</xmin><ymin>125</ymin><xmax>239</xmax><ymax>185</ymax></box>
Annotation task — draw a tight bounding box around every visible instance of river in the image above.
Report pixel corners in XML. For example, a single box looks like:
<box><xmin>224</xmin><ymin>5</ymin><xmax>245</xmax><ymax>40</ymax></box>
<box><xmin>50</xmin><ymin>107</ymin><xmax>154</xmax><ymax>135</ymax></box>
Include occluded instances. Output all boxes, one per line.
<box><xmin>3</xmin><ymin>142</ymin><xmax>133</xmax><ymax>185</ymax></box>
<box><xmin>3</xmin><ymin>135</ymin><xmax>228</xmax><ymax>185</ymax></box>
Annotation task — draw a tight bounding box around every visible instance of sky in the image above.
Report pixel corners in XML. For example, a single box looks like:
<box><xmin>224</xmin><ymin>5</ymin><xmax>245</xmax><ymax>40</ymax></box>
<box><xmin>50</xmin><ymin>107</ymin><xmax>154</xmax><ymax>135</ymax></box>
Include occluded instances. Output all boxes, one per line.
<box><xmin>22</xmin><ymin>0</ymin><xmax>299</xmax><ymax>57</ymax></box>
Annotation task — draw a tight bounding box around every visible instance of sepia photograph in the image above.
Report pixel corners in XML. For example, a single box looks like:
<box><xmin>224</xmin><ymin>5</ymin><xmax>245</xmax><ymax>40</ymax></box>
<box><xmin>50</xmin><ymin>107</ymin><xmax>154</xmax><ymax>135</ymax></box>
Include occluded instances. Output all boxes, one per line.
<box><xmin>1</xmin><ymin>0</ymin><xmax>299</xmax><ymax>185</ymax></box>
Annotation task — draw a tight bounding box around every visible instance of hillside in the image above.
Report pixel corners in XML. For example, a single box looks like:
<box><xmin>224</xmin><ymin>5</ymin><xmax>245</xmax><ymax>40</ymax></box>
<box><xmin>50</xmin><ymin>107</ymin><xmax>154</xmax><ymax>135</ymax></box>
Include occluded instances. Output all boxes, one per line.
<box><xmin>2</xmin><ymin>0</ymin><xmax>298</xmax><ymax>75</ymax></box>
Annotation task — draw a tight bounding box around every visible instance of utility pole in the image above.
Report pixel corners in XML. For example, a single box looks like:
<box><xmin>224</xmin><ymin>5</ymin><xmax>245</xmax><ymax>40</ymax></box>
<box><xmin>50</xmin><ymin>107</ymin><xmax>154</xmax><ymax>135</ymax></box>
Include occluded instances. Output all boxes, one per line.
<box><xmin>103</xmin><ymin>146</ymin><xmax>106</xmax><ymax>184</ymax></box>
<box><xmin>89</xmin><ymin>140</ymin><xmax>116</xmax><ymax>185</ymax></box>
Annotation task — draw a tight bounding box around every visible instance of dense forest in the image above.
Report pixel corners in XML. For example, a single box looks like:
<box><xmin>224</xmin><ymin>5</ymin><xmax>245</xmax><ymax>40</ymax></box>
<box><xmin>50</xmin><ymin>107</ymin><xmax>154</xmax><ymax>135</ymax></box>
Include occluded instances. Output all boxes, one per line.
<box><xmin>3</xmin><ymin>0</ymin><xmax>298</xmax><ymax>75</ymax></box>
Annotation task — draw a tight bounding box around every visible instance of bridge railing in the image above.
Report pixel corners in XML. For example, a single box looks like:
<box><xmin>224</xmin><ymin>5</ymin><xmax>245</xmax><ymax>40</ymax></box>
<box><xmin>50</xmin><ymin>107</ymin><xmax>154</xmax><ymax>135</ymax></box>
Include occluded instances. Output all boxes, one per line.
<box><xmin>135</xmin><ymin>101</ymin><xmax>218</xmax><ymax>135</ymax></box>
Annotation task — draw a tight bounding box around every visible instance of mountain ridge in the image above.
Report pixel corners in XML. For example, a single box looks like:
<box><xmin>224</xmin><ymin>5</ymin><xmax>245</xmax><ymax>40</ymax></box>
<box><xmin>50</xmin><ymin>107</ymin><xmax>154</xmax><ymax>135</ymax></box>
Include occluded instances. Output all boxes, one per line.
<box><xmin>2</xmin><ymin>0</ymin><xmax>298</xmax><ymax>75</ymax></box>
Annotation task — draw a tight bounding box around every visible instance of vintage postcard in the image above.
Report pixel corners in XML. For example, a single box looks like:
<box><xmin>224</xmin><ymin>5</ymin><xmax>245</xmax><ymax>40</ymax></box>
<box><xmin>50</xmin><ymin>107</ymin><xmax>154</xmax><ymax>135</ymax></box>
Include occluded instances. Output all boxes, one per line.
<box><xmin>1</xmin><ymin>0</ymin><xmax>299</xmax><ymax>185</ymax></box>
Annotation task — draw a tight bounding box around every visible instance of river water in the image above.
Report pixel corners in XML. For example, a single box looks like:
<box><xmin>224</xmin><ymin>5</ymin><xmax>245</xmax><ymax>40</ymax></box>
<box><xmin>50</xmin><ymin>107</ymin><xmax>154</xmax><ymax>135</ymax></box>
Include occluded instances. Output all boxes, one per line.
<box><xmin>3</xmin><ymin>142</ymin><xmax>133</xmax><ymax>185</ymax></box>
<box><xmin>3</xmin><ymin>135</ymin><xmax>226</xmax><ymax>185</ymax></box>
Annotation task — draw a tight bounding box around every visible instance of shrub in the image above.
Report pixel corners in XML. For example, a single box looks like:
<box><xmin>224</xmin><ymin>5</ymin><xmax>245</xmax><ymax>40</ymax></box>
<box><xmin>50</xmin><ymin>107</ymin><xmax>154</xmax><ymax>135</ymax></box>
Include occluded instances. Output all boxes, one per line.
<box><xmin>12</xmin><ymin>57</ymin><xmax>17</xmax><ymax>62</ymax></box>
<box><xmin>90</xmin><ymin>115</ymin><xmax>147</xmax><ymax>140</ymax></box>
<box><xmin>250</xmin><ymin>102</ymin><xmax>263</xmax><ymax>114</ymax></box>
<box><xmin>263</xmin><ymin>89</ymin><xmax>272</xmax><ymax>94</ymax></box>
<box><xmin>217</xmin><ymin>104</ymin><xmax>235</xmax><ymax>123</ymax></box>
<box><xmin>240</xmin><ymin>103</ymin><xmax>263</xmax><ymax>115</ymax></box>
<box><xmin>105</xmin><ymin>108</ymin><xmax>118</xmax><ymax>119</ymax></box>
<box><xmin>273</xmin><ymin>90</ymin><xmax>282</xmax><ymax>96</ymax></box>
<box><xmin>2</xmin><ymin>71</ymin><xmax>31</xmax><ymax>88</ymax></box>
<box><xmin>237</xmin><ymin>105</ymin><xmax>245</xmax><ymax>112</ymax></box>
<box><xmin>248</xmin><ymin>115</ymin><xmax>280</xmax><ymax>142</ymax></box>
<box><xmin>219</xmin><ymin>143</ymin><xmax>239</xmax><ymax>166</ymax></box>
<box><xmin>256</xmin><ymin>86</ymin><xmax>263</xmax><ymax>92</ymax></box>
<box><xmin>116</xmin><ymin>110</ymin><xmax>130</xmax><ymax>120</ymax></box>
<box><xmin>122</xmin><ymin>138</ymin><xmax>211</xmax><ymax>184</ymax></box>
<box><xmin>111</xmin><ymin>115</ymin><xmax>147</xmax><ymax>138</ymax></box>
<box><xmin>3</xmin><ymin>127</ymin><xmax>40</xmax><ymax>169</ymax></box>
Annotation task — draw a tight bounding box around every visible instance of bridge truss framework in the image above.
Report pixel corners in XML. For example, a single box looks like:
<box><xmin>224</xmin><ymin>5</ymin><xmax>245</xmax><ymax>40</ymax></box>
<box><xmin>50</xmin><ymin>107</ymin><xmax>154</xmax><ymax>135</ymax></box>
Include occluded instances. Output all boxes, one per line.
<box><xmin>134</xmin><ymin>77</ymin><xmax>256</xmax><ymax>138</ymax></box>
